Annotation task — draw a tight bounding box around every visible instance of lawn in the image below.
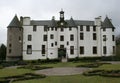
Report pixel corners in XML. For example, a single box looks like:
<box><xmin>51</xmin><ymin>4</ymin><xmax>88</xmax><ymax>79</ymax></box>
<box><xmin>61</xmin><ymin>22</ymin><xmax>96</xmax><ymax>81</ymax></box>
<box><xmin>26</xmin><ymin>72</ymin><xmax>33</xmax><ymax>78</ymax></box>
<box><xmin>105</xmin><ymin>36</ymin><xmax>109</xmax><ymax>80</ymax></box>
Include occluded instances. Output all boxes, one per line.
<box><xmin>13</xmin><ymin>75</ymin><xmax>120</xmax><ymax>83</ymax></box>
<box><xmin>0</xmin><ymin>68</ymin><xmax>33</xmax><ymax>77</ymax></box>
<box><xmin>40</xmin><ymin>61</ymin><xmax>92</xmax><ymax>67</ymax></box>
<box><xmin>0</xmin><ymin>61</ymin><xmax>120</xmax><ymax>83</ymax></box>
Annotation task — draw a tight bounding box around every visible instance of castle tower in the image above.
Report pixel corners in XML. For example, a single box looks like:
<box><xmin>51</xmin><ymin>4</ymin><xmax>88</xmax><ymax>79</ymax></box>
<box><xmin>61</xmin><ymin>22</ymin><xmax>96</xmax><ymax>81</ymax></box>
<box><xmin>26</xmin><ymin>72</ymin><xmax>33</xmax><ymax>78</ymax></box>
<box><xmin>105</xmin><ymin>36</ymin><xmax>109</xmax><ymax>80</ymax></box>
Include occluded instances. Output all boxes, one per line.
<box><xmin>6</xmin><ymin>15</ymin><xmax>23</xmax><ymax>61</ymax></box>
<box><xmin>101</xmin><ymin>16</ymin><xmax>115</xmax><ymax>56</ymax></box>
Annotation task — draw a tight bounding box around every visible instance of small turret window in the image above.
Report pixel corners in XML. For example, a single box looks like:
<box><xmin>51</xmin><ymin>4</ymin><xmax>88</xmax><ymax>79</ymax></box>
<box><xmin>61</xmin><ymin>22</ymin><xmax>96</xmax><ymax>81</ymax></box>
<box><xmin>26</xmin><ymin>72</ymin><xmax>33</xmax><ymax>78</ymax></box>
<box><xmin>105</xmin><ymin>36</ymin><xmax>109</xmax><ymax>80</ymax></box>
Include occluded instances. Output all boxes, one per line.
<box><xmin>27</xmin><ymin>45</ymin><xmax>32</xmax><ymax>54</ymax></box>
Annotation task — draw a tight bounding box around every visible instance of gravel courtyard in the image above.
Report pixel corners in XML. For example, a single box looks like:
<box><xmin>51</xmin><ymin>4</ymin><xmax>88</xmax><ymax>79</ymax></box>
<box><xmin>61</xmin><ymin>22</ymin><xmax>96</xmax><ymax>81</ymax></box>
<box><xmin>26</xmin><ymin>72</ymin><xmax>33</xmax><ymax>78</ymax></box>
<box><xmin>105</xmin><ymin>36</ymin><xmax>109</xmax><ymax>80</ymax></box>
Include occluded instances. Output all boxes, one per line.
<box><xmin>35</xmin><ymin>67</ymin><xmax>91</xmax><ymax>76</ymax></box>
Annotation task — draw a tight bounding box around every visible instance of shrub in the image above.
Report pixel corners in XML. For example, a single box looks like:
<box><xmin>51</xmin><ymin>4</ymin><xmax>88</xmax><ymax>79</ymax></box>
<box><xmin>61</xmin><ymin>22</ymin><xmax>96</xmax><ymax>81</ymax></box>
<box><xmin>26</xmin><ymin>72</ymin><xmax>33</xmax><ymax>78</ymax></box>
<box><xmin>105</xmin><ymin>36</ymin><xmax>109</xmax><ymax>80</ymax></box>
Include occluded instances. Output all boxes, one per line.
<box><xmin>83</xmin><ymin>70</ymin><xmax>104</xmax><ymax>76</ymax></box>
<box><xmin>83</xmin><ymin>70</ymin><xmax>120</xmax><ymax>77</ymax></box>
<box><xmin>0</xmin><ymin>79</ymin><xmax>10</xmax><ymax>83</ymax></box>
<box><xmin>100</xmin><ymin>70</ymin><xmax>120</xmax><ymax>77</ymax></box>
<box><xmin>0</xmin><ymin>73</ymin><xmax>46</xmax><ymax>82</ymax></box>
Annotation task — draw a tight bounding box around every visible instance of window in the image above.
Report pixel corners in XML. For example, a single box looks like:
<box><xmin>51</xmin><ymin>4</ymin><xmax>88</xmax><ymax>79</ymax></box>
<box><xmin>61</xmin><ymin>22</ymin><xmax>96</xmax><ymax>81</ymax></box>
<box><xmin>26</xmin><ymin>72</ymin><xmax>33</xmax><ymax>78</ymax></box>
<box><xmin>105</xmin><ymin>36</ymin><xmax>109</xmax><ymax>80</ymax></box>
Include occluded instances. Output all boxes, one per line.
<box><xmin>27</xmin><ymin>45</ymin><xmax>32</xmax><ymax>54</ymax></box>
<box><xmin>28</xmin><ymin>35</ymin><xmax>32</xmax><ymax>41</ymax></box>
<box><xmin>43</xmin><ymin>35</ymin><xmax>47</xmax><ymax>41</ymax></box>
<box><xmin>9</xmin><ymin>44</ymin><xmax>12</xmax><ymax>47</ymax></box>
<box><xmin>103</xmin><ymin>35</ymin><xmax>107</xmax><ymax>41</ymax></box>
<box><xmin>93</xmin><ymin>26</ymin><xmax>96</xmax><ymax>31</ymax></box>
<box><xmin>112</xmin><ymin>28</ymin><xmax>114</xmax><ymax>32</ymax></box>
<box><xmin>51</xmin><ymin>27</ymin><xmax>54</xmax><ymax>31</ymax></box>
<box><xmin>80</xmin><ymin>25</ymin><xmax>83</xmax><ymax>31</ymax></box>
<box><xmin>55</xmin><ymin>42</ymin><xmax>57</xmax><ymax>45</ymax></box>
<box><xmin>50</xmin><ymin>34</ymin><xmax>54</xmax><ymax>39</ymax></box>
<box><xmin>19</xmin><ymin>36</ymin><xmax>21</xmax><ymax>41</ymax></box>
<box><xmin>9</xmin><ymin>49</ymin><xmax>11</xmax><ymax>53</ymax></box>
<box><xmin>51</xmin><ymin>43</ymin><xmax>54</xmax><ymax>47</ymax></box>
<box><xmin>70</xmin><ymin>34</ymin><xmax>74</xmax><ymax>41</ymax></box>
<box><xmin>55</xmin><ymin>27</ymin><xmax>57</xmax><ymax>31</ymax></box>
<box><xmin>86</xmin><ymin>26</ymin><xmax>90</xmax><ymax>31</ymax></box>
<box><xmin>48</xmin><ymin>28</ymin><xmax>49</xmax><ymax>31</ymax></box>
<box><xmin>33</xmin><ymin>25</ymin><xmax>37</xmax><ymax>31</ymax></box>
<box><xmin>112</xmin><ymin>35</ymin><xmax>115</xmax><ymax>41</ymax></box>
<box><xmin>69</xmin><ymin>27</ymin><xmax>72</xmax><ymax>31</ymax></box>
<box><xmin>60</xmin><ymin>35</ymin><xmax>64</xmax><ymax>41</ymax></box>
<box><xmin>67</xmin><ymin>41</ymin><xmax>69</xmax><ymax>45</ymax></box>
<box><xmin>113</xmin><ymin>46</ymin><xmax>115</xmax><ymax>54</ymax></box>
<box><xmin>80</xmin><ymin>46</ymin><xmax>84</xmax><ymax>54</ymax></box>
<box><xmin>103</xmin><ymin>28</ymin><xmax>106</xmax><ymax>31</ymax></box>
<box><xmin>42</xmin><ymin>45</ymin><xmax>45</xmax><ymax>54</ymax></box>
<box><xmin>61</xmin><ymin>28</ymin><xmax>64</xmax><ymax>31</ymax></box>
<box><xmin>60</xmin><ymin>45</ymin><xmax>64</xmax><ymax>48</ymax></box>
<box><xmin>80</xmin><ymin>33</ymin><xmax>84</xmax><ymax>40</ymax></box>
<box><xmin>70</xmin><ymin>46</ymin><xmax>74</xmax><ymax>54</ymax></box>
<box><xmin>93</xmin><ymin>33</ymin><xmax>97</xmax><ymax>40</ymax></box>
<box><xmin>103</xmin><ymin>46</ymin><xmax>107</xmax><ymax>54</ymax></box>
<box><xmin>93</xmin><ymin>46</ymin><xmax>97</xmax><ymax>54</ymax></box>
<box><xmin>44</xmin><ymin>25</ymin><xmax>48</xmax><ymax>31</ymax></box>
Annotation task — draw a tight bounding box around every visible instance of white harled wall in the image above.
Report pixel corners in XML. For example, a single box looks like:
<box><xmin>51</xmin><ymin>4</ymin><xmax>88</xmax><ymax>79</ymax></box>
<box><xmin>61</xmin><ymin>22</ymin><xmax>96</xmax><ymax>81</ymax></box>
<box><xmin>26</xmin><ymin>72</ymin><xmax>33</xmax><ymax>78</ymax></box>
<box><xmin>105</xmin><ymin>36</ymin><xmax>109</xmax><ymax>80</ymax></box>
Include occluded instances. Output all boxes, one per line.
<box><xmin>22</xmin><ymin>17</ymin><xmax>115</xmax><ymax>60</ymax></box>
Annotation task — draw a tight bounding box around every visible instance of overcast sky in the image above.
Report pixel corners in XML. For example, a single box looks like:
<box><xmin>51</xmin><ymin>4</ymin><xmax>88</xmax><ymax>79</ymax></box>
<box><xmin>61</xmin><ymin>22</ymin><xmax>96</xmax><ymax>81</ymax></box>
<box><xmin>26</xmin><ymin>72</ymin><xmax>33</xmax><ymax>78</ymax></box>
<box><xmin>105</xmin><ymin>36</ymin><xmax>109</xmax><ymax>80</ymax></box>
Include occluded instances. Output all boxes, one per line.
<box><xmin>0</xmin><ymin>0</ymin><xmax>120</xmax><ymax>44</ymax></box>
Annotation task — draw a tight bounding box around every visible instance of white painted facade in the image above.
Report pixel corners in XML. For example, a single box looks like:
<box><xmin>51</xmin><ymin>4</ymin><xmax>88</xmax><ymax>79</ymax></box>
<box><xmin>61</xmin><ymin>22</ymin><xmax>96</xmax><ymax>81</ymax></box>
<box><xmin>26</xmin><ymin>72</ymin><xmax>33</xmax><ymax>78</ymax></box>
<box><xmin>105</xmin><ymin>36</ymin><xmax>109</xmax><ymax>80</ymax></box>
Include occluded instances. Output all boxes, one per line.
<box><xmin>7</xmin><ymin>10</ymin><xmax>116</xmax><ymax>61</ymax></box>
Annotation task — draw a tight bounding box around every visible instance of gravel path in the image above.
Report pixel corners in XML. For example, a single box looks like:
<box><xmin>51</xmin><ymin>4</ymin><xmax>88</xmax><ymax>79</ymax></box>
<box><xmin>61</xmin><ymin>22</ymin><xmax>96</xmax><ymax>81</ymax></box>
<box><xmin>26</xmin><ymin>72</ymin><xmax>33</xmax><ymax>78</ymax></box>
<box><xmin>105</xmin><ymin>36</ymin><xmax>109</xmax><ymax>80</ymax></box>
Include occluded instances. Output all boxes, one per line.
<box><xmin>35</xmin><ymin>67</ymin><xmax>91</xmax><ymax>76</ymax></box>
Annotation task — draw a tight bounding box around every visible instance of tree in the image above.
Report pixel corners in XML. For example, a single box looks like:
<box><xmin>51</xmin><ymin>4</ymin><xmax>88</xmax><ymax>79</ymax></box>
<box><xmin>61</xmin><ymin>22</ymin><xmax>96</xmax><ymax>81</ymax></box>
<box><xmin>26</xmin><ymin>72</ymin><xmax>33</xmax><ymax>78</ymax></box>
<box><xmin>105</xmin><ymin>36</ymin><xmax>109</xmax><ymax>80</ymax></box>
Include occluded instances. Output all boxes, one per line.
<box><xmin>0</xmin><ymin>44</ymin><xmax>6</xmax><ymax>60</ymax></box>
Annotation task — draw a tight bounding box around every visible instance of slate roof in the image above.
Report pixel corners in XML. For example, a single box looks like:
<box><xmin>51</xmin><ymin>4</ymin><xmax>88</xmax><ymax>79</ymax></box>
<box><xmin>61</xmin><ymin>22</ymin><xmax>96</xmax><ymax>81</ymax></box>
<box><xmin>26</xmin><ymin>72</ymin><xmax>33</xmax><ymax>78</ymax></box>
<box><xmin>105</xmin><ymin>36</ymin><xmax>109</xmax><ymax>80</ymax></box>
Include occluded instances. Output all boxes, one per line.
<box><xmin>31</xmin><ymin>19</ymin><xmax>94</xmax><ymax>27</ymax></box>
<box><xmin>102</xmin><ymin>16</ymin><xmax>114</xmax><ymax>28</ymax></box>
<box><xmin>8</xmin><ymin>15</ymin><xmax>22</xmax><ymax>28</ymax></box>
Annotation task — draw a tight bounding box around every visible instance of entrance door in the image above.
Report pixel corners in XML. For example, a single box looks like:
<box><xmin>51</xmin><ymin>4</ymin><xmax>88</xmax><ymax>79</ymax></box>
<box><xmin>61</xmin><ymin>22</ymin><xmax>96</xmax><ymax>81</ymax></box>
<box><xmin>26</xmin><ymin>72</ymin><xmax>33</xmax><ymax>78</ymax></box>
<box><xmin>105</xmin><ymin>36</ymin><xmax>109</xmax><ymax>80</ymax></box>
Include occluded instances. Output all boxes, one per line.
<box><xmin>58</xmin><ymin>48</ymin><xmax>66</xmax><ymax>59</ymax></box>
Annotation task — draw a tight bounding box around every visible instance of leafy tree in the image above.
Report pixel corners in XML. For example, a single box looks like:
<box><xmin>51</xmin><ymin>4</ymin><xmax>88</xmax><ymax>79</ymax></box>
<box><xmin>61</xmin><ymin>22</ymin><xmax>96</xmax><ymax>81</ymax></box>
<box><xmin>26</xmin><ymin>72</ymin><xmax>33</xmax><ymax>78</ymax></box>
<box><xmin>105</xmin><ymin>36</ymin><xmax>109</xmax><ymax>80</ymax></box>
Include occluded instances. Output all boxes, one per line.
<box><xmin>0</xmin><ymin>44</ymin><xmax>6</xmax><ymax>60</ymax></box>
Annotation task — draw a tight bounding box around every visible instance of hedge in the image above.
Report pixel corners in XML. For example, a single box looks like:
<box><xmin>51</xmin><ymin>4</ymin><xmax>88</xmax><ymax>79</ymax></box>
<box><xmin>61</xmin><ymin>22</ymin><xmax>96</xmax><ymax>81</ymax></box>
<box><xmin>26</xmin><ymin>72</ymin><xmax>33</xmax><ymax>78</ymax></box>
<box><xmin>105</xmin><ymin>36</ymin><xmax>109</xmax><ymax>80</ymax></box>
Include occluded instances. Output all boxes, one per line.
<box><xmin>83</xmin><ymin>70</ymin><xmax>120</xmax><ymax>77</ymax></box>
<box><xmin>0</xmin><ymin>73</ymin><xmax>46</xmax><ymax>82</ymax></box>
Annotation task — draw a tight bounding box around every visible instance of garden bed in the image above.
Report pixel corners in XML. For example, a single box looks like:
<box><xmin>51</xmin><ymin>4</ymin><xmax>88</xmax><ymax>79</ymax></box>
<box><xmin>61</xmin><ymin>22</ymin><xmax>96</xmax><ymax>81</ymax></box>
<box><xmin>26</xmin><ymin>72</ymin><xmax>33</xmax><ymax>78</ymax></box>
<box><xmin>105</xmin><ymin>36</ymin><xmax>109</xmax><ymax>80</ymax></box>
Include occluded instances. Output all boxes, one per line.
<box><xmin>17</xmin><ymin>64</ymin><xmax>52</xmax><ymax>70</ymax></box>
<box><xmin>83</xmin><ymin>70</ymin><xmax>120</xmax><ymax>77</ymax></box>
<box><xmin>0</xmin><ymin>73</ymin><xmax>46</xmax><ymax>82</ymax></box>
<box><xmin>76</xmin><ymin>62</ymin><xmax>111</xmax><ymax>68</ymax></box>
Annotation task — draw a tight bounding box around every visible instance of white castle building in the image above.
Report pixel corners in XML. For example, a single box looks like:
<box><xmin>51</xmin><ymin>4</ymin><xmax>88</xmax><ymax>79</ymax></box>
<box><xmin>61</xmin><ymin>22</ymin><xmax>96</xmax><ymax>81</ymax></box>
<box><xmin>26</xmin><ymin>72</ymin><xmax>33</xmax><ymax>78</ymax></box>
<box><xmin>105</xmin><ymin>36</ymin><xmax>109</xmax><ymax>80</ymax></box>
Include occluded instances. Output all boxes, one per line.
<box><xmin>6</xmin><ymin>10</ymin><xmax>116</xmax><ymax>61</ymax></box>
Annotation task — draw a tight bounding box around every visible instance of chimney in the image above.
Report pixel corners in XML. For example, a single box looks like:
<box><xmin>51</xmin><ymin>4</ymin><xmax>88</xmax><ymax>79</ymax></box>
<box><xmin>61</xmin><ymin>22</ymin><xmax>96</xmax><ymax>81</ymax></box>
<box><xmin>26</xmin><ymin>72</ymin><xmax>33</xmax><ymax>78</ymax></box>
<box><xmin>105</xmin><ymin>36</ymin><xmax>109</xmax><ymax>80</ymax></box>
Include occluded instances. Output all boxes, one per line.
<box><xmin>95</xmin><ymin>16</ymin><xmax>102</xmax><ymax>26</ymax></box>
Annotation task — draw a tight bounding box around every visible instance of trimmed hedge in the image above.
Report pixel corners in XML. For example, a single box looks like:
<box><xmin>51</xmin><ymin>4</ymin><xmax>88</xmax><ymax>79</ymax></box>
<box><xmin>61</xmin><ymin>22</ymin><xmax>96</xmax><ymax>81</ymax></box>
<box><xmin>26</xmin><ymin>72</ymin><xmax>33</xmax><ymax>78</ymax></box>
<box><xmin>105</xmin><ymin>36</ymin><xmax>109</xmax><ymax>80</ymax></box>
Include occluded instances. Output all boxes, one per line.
<box><xmin>68</xmin><ymin>56</ymin><xmax>120</xmax><ymax>62</ymax></box>
<box><xmin>17</xmin><ymin>64</ymin><xmax>52</xmax><ymax>70</ymax></box>
<box><xmin>0</xmin><ymin>73</ymin><xmax>46</xmax><ymax>82</ymax></box>
<box><xmin>83</xmin><ymin>70</ymin><xmax>120</xmax><ymax>77</ymax></box>
<box><xmin>77</xmin><ymin>62</ymin><xmax>110</xmax><ymax>68</ymax></box>
<box><xmin>0</xmin><ymin>79</ymin><xmax>10</xmax><ymax>83</ymax></box>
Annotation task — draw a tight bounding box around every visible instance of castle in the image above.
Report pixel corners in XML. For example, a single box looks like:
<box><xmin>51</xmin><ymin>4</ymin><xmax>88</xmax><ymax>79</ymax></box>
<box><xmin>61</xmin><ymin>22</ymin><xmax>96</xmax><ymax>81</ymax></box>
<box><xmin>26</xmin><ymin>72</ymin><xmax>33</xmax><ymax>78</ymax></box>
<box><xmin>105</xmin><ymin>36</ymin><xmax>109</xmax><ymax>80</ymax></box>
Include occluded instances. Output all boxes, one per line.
<box><xmin>6</xmin><ymin>10</ymin><xmax>116</xmax><ymax>61</ymax></box>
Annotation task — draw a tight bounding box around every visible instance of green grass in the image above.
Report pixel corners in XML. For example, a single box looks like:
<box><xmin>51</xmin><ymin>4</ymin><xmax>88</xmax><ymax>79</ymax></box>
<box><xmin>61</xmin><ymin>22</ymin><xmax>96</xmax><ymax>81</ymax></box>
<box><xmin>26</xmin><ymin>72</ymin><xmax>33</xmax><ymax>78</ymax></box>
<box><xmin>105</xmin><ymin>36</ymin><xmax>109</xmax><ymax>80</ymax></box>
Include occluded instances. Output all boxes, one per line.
<box><xmin>40</xmin><ymin>62</ymin><xmax>91</xmax><ymax>67</ymax></box>
<box><xmin>0</xmin><ymin>62</ymin><xmax>120</xmax><ymax>83</ymax></box>
<box><xmin>0</xmin><ymin>68</ymin><xmax>33</xmax><ymax>77</ymax></box>
<box><xmin>95</xmin><ymin>64</ymin><xmax>120</xmax><ymax>70</ymax></box>
<box><xmin>13</xmin><ymin>75</ymin><xmax>120</xmax><ymax>83</ymax></box>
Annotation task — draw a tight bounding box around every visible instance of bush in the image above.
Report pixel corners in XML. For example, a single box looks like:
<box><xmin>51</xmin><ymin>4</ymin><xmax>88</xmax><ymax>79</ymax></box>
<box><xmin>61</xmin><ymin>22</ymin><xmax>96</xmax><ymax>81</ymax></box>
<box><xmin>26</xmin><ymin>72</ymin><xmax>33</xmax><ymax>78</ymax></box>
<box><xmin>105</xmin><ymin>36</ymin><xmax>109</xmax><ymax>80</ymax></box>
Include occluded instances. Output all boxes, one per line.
<box><xmin>83</xmin><ymin>70</ymin><xmax>104</xmax><ymax>76</ymax></box>
<box><xmin>100</xmin><ymin>70</ymin><xmax>120</xmax><ymax>77</ymax></box>
<box><xmin>0</xmin><ymin>79</ymin><xmax>10</xmax><ymax>83</ymax></box>
<box><xmin>83</xmin><ymin>70</ymin><xmax>120</xmax><ymax>77</ymax></box>
<box><xmin>17</xmin><ymin>64</ymin><xmax>52</xmax><ymax>70</ymax></box>
<box><xmin>0</xmin><ymin>73</ymin><xmax>46</xmax><ymax>82</ymax></box>
<box><xmin>77</xmin><ymin>62</ymin><xmax>110</xmax><ymax>68</ymax></box>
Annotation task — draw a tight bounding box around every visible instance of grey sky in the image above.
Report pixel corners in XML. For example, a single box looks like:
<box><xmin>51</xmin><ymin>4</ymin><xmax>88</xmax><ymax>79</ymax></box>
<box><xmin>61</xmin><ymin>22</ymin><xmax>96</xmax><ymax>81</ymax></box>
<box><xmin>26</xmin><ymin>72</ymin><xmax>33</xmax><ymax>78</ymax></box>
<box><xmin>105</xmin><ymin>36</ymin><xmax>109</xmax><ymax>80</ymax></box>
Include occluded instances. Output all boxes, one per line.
<box><xmin>0</xmin><ymin>0</ymin><xmax>120</xmax><ymax>44</ymax></box>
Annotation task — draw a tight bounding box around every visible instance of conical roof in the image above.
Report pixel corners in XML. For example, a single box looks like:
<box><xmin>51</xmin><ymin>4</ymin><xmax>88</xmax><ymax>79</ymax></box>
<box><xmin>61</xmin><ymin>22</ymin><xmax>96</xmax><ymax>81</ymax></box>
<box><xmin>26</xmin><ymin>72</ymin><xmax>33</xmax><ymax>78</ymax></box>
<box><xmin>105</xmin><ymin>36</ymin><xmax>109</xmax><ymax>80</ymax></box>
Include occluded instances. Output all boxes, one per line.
<box><xmin>102</xmin><ymin>16</ymin><xmax>114</xmax><ymax>28</ymax></box>
<box><xmin>8</xmin><ymin>15</ymin><xmax>22</xmax><ymax>28</ymax></box>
